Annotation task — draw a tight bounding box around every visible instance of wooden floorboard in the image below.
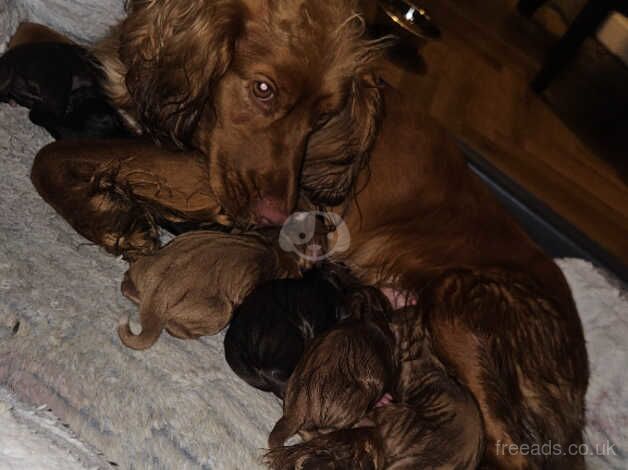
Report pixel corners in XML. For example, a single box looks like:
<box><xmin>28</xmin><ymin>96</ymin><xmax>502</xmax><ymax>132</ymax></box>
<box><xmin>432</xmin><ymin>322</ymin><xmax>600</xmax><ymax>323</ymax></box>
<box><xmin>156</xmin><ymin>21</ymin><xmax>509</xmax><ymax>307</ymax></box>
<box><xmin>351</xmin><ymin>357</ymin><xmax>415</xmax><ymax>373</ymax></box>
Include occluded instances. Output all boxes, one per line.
<box><xmin>380</xmin><ymin>0</ymin><xmax>628</xmax><ymax>266</ymax></box>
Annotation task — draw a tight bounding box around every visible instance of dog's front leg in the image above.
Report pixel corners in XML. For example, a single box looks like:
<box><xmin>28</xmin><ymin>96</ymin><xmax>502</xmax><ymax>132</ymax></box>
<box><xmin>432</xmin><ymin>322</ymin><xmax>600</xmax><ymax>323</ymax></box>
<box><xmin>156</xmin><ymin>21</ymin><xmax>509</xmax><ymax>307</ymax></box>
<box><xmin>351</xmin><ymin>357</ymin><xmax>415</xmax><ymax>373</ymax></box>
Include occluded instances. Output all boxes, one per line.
<box><xmin>30</xmin><ymin>139</ymin><xmax>221</xmax><ymax>259</ymax></box>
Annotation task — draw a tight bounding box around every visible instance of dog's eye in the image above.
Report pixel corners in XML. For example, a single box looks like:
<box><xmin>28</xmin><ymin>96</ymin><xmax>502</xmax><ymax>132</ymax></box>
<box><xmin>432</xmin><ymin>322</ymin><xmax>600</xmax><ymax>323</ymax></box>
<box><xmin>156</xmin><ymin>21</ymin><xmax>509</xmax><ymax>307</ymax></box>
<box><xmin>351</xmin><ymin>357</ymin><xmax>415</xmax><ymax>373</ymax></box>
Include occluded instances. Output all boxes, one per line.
<box><xmin>252</xmin><ymin>80</ymin><xmax>275</xmax><ymax>101</ymax></box>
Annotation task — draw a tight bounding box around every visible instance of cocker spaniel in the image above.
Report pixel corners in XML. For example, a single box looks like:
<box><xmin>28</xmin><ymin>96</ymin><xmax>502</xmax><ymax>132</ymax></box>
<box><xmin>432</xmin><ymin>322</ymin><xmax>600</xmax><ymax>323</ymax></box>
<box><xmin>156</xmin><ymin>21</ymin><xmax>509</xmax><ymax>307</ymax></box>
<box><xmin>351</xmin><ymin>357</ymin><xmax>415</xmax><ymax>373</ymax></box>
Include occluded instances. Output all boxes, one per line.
<box><xmin>15</xmin><ymin>0</ymin><xmax>588</xmax><ymax>467</ymax></box>
<box><xmin>92</xmin><ymin>0</ymin><xmax>392</xmax><ymax>225</ymax></box>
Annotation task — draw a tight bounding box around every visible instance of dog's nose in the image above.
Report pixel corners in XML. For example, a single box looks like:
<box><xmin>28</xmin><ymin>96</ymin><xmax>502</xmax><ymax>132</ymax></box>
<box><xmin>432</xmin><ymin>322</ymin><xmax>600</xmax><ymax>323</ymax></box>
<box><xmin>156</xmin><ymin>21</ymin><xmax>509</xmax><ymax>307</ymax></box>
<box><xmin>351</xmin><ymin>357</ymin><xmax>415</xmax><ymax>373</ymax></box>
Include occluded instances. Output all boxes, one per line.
<box><xmin>253</xmin><ymin>197</ymin><xmax>290</xmax><ymax>226</ymax></box>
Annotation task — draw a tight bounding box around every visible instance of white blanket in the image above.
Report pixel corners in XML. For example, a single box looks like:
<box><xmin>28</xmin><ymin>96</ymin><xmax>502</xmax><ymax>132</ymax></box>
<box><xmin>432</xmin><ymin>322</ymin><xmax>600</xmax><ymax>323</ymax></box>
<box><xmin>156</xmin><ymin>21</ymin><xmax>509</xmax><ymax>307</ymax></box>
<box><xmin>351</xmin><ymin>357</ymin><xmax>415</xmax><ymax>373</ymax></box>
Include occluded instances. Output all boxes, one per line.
<box><xmin>0</xmin><ymin>387</ymin><xmax>109</xmax><ymax>469</ymax></box>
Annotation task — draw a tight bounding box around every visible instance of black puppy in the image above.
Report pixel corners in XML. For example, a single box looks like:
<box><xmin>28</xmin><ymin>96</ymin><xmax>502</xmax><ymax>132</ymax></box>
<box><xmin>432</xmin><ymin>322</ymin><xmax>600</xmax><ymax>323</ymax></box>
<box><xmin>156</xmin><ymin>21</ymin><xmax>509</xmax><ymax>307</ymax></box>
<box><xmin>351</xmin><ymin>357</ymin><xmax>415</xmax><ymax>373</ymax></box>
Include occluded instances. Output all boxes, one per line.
<box><xmin>224</xmin><ymin>265</ymin><xmax>354</xmax><ymax>398</ymax></box>
<box><xmin>0</xmin><ymin>42</ymin><xmax>130</xmax><ymax>139</ymax></box>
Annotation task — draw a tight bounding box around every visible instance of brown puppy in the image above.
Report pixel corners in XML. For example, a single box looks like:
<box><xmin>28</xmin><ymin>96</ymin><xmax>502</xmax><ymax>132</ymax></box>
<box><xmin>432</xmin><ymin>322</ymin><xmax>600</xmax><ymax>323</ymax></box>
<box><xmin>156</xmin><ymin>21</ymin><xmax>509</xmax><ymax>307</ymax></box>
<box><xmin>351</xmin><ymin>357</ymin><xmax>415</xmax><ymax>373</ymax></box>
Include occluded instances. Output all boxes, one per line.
<box><xmin>265</xmin><ymin>307</ymin><xmax>484</xmax><ymax>469</ymax></box>
<box><xmin>266</xmin><ymin>427</ymin><xmax>386</xmax><ymax>470</ymax></box>
<box><xmin>377</xmin><ymin>306</ymin><xmax>484</xmax><ymax>469</ymax></box>
<box><xmin>118</xmin><ymin>230</ymin><xmax>299</xmax><ymax>350</ymax></box>
<box><xmin>268</xmin><ymin>311</ymin><xmax>396</xmax><ymax>449</ymax></box>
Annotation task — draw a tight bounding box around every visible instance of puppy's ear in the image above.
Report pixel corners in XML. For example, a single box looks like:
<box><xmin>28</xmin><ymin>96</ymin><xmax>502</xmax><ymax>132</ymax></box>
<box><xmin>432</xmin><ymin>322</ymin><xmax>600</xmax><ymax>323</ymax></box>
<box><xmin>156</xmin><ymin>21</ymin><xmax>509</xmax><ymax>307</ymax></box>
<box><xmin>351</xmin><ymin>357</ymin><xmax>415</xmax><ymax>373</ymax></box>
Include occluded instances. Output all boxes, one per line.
<box><xmin>117</xmin><ymin>0</ymin><xmax>243</xmax><ymax>146</ymax></box>
<box><xmin>302</xmin><ymin>73</ymin><xmax>384</xmax><ymax>205</ymax></box>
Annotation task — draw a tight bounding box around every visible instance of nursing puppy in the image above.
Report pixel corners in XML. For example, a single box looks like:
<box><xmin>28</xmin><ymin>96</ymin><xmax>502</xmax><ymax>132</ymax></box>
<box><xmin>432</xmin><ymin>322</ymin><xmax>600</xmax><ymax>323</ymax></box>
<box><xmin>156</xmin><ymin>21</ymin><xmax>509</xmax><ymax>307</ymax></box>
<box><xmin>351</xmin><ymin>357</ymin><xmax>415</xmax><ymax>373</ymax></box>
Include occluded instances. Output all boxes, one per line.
<box><xmin>0</xmin><ymin>42</ymin><xmax>129</xmax><ymax>139</ymax></box>
<box><xmin>268</xmin><ymin>298</ymin><xmax>396</xmax><ymax>448</ymax></box>
<box><xmin>224</xmin><ymin>264</ymin><xmax>392</xmax><ymax>398</ymax></box>
<box><xmin>118</xmin><ymin>230</ymin><xmax>299</xmax><ymax>350</ymax></box>
<box><xmin>224</xmin><ymin>266</ymin><xmax>350</xmax><ymax>398</ymax></box>
<box><xmin>265</xmin><ymin>307</ymin><xmax>485</xmax><ymax>469</ymax></box>
<box><xmin>379</xmin><ymin>306</ymin><xmax>485</xmax><ymax>469</ymax></box>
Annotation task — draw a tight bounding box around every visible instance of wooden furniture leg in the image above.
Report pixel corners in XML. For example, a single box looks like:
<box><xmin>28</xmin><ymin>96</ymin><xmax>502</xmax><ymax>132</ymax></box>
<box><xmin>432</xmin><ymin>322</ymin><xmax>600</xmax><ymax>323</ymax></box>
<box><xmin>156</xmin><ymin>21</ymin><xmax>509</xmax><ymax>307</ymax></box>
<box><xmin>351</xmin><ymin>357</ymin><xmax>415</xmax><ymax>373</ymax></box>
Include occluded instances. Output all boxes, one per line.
<box><xmin>517</xmin><ymin>0</ymin><xmax>549</xmax><ymax>17</ymax></box>
<box><xmin>531</xmin><ymin>0</ymin><xmax>614</xmax><ymax>92</ymax></box>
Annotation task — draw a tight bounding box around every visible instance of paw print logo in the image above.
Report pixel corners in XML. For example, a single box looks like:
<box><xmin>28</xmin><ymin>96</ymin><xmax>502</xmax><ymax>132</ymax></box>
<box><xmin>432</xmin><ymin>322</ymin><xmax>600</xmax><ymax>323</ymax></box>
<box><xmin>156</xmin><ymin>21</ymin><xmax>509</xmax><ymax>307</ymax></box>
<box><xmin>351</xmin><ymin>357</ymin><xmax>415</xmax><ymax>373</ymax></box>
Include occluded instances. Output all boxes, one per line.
<box><xmin>279</xmin><ymin>211</ymin><xmax>350</xmax><ymax>261</ymax></box>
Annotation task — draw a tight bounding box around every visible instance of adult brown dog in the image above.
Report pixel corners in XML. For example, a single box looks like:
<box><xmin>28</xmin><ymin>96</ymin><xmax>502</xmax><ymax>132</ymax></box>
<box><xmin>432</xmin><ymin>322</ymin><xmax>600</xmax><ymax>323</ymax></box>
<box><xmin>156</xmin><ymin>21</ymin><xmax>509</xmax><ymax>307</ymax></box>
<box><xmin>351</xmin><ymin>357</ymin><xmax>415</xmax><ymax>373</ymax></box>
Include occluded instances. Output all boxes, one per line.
<box><xmin>26</xmin><ymin>0</ymin><xmax>587</xmax><ymax>467</ymax></box>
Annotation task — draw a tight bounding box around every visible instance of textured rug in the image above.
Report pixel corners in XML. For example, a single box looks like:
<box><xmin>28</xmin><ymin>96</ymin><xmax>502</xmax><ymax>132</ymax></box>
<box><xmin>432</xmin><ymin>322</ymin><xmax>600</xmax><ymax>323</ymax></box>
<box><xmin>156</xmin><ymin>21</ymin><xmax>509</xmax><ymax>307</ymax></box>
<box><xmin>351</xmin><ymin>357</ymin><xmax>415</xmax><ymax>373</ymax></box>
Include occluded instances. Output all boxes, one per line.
<box><xmin>0</xmin><ymin>106</ymin><xmax>282</xmax><ymax>470</ymax></box>
<box><xmin>0</xmin><ymin>386</ymin><xmax>109</xmax><ymax>469</ymax></box>
<box><xmin>0</xmin><ymin>1</ymin><xmax>626</xmax><ymax>469</ymax></box>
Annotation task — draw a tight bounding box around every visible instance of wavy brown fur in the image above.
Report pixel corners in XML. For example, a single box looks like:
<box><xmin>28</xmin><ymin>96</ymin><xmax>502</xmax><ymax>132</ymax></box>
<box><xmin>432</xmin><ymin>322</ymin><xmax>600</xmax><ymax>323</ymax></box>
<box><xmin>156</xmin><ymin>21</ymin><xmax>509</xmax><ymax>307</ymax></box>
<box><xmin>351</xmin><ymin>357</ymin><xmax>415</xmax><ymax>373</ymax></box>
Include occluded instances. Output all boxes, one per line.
<box><xmin>329</xmin><ymin>88</ymin><xmax>588</xmax><ymax>468</ymax></box>
<box><xmin>31</xmin><ymin>139</ymin><xmax>224</xmax><ymax>259</ymax></box>
<box><xmin>93</xmin><ymin>0</ymin><xmax>393</xmax><ymax>222</ymax></box>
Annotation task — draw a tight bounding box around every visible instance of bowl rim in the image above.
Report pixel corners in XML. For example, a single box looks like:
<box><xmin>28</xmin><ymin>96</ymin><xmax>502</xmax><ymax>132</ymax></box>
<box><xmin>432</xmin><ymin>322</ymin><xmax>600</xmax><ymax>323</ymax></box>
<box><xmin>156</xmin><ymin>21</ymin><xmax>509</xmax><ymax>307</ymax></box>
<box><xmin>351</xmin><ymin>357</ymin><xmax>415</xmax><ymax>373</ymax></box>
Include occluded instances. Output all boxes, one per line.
<box><xmin>377</xmin><ymin>0</ymin><xmax>440</xmax><ymax>39</ymax></box>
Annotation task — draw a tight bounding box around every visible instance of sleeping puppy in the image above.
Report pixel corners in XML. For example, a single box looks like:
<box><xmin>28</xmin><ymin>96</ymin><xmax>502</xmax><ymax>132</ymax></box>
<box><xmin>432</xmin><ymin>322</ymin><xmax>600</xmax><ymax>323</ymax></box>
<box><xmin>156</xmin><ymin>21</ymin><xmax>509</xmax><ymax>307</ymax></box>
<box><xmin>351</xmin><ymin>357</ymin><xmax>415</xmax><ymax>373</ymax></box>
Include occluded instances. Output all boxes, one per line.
<box><xmin>118</xmin><ymin>230</ymin><xmax>299</xmax><ymax>350</ymax></box>
<box><xmin>224</xmin><ymin>266</ymin><xmax>351</xmax><ymax>398</ymax></box>
<box><xmin>265</xmin><ymin>306</ymin><xmax>485</xmax><ymax>469</ymax></box>
<box><xmin>224</xmin><ymin>264</ymin><xmax>391</xmax><ymax>398</ymax></box>
<box><xmin>377</xmin><ymin>306</ymin><xmax>484</xmax><ymax>469</ymax></box>
<box><xmin>268</xmin><ymin>310</ymin><xmax>396</xmax><ymax>448</ymax></box>
<box><xmin>0</xmin><ymin>42</ymin><xmax>130</xmax><ymax>139</ymax></box>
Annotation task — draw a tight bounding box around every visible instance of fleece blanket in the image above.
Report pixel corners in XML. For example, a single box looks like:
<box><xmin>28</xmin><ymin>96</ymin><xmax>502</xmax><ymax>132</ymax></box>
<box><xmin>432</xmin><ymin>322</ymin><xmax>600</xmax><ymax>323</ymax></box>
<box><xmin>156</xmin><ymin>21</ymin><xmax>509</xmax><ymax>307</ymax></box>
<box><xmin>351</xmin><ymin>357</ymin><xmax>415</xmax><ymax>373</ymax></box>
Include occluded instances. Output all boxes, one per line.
<box><xmin>0</xmin><ymin>386</ymin><xmax>109</xmax><ymax>469</ymax></box>
<box><xmin>0</xmin><ymin>107</ymin><xmax>282</xmax><ymax>470</ymax></box>
<box><xmin>0</xmin><ymin>1</ymin><xmax>626</xmax><ymax>469</ymax></box>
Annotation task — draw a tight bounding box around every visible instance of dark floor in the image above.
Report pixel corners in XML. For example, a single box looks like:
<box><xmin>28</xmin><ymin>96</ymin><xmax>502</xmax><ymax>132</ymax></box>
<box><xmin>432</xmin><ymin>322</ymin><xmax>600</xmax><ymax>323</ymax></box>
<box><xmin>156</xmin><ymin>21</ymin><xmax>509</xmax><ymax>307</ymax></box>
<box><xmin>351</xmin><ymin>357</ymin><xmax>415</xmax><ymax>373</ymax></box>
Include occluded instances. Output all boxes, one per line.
<box><xmin>396</xmin><ymin>0</ymin><xmax>628</xmax><ymax>267</ymax></box>
<box><xmin>462</xmin><ymin>143</ymin><xmax>628</xmax><ymax>284</ymax></box>
<box><xmin>455</xmin><ymin>0</ymin><xmax>628</xmax><ymax>181</ymax></box>
<box><xmin>544</xmin><ymin>35</ymin><xmax>628</xmax><ymax>181</ymax></box>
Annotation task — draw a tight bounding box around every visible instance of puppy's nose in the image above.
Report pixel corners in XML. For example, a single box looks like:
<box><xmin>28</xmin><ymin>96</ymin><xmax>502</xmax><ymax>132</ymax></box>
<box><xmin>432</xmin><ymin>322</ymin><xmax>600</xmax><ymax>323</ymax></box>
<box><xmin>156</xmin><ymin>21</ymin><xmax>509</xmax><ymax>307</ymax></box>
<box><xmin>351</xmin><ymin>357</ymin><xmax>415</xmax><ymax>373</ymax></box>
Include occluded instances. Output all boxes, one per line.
<box><xmin>253</xmin><ymin>197</ymin><xmax>290</xmax><ymax>226</ymax></box>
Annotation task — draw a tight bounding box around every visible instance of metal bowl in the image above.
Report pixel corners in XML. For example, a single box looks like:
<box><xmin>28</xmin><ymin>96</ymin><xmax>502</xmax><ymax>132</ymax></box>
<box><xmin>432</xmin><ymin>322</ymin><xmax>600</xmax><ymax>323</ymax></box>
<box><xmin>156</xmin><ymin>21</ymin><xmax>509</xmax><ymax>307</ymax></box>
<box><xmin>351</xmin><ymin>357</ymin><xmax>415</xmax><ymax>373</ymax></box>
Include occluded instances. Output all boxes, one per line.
<box><xmin>377</xmin><ymin>0</ymin><xmax>441</xmax><ymax>40</ymax></box>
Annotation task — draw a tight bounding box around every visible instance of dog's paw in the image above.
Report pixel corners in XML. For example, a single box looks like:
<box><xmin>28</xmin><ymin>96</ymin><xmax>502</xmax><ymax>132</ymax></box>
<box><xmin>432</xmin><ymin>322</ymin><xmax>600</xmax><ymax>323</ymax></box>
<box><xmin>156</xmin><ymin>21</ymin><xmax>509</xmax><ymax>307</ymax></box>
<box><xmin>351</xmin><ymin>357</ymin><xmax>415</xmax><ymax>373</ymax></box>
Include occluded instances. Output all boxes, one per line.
<box><xmin>102</xmin><ymin>221</ymin><xmax>159</xmax><ymax>260</ymax></box>
<box><xmin>86</xmin><ymin>171</ymin><xmax>161</xmax><ymax>259</ymax></box>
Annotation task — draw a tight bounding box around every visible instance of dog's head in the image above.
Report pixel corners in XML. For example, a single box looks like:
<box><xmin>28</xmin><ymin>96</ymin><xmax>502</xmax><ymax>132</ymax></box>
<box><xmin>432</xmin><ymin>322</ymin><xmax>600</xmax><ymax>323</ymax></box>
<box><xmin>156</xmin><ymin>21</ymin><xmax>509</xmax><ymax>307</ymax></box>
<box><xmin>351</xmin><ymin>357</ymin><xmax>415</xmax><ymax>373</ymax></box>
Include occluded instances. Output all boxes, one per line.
<box><xmin>109</xmin><ymin>0</ymin><xmax>390</xmax><ymax>225</ymax></box>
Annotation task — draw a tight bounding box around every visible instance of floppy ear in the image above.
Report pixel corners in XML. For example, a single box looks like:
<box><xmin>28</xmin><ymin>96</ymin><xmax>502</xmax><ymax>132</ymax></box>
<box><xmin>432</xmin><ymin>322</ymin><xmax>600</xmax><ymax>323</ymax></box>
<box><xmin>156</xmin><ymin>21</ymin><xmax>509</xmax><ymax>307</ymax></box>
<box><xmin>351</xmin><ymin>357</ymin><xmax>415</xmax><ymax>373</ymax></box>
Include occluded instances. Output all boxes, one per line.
<box><xmin>116</xmin><ymin>0</ymin><xmax>243</xmax><ymax>146</ymax></box>
<box><xmin>302</xmin><ymin>73</ymin><xmax>384</xmax><ymax>206</ymax></box>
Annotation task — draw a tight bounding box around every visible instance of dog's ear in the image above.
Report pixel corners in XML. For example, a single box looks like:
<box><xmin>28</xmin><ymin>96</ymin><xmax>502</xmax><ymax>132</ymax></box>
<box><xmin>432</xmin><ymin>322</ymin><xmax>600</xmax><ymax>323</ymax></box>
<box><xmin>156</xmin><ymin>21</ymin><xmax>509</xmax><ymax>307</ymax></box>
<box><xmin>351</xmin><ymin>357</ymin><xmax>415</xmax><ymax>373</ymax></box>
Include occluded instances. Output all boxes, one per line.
<box><xmin>302</xmin><ymin>72</ymin><xmax>384</xmax><ymax>205</ymax></box>
<box><xmin>117</xmin><ymin>0</ymin><xmax>243</xmax><ymax>146</ymax></box>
